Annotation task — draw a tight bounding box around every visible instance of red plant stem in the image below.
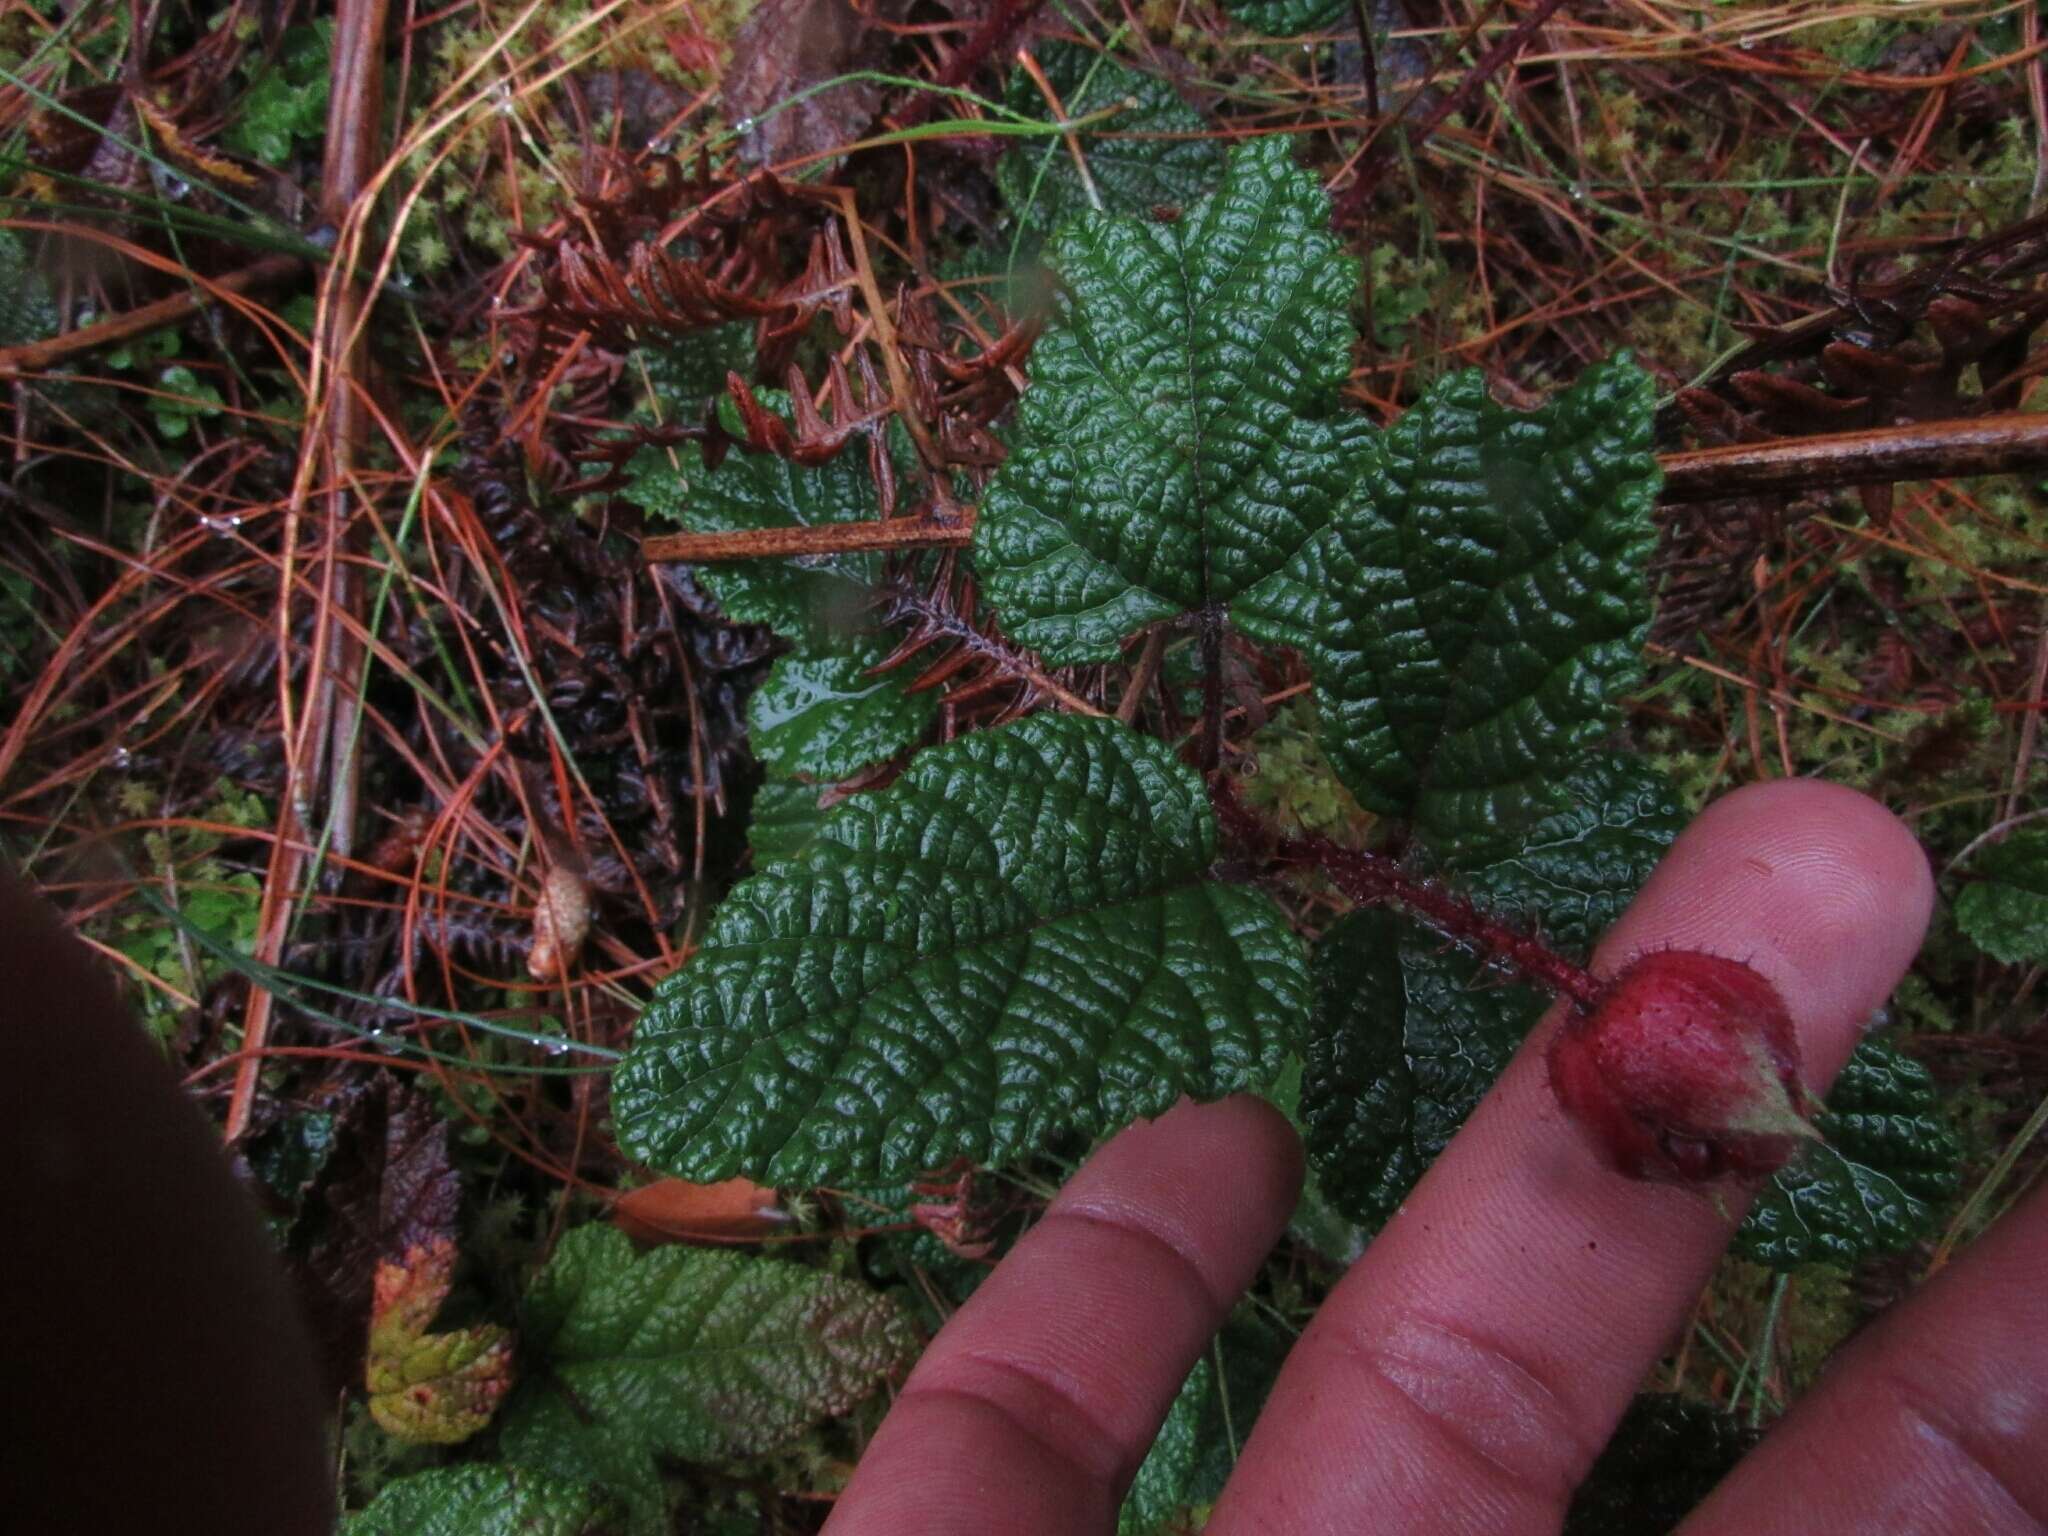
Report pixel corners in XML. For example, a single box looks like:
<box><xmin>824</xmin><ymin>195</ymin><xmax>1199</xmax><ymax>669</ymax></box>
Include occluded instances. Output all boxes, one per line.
<box><xmin>1211</xmin><ymin>778</ymin><xmax>1604</xmax><ymax>1011</ymax></box>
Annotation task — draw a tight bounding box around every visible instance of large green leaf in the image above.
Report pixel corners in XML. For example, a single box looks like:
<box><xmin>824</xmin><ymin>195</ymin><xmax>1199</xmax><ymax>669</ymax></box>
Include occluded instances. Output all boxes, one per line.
<box><xmin>1302</xmin><ymin>758</ymin><xmax>1681</xmax><ymax>1226</ymax></box>
<box><xmin>1303</xmin><ymin>908</ymin><xmax>1548</xmax><ymax>1226</ymax></box>
<box><xmin>1312</xmin><ymin>356</ymin><xmax>1659</xmax><ymax>845</ymax></box>
<box><xmin>344</xmin><ymin>1465</ymin><xmax>616</xmax><ymax>1536</ymax></box>
<box><xmin>1735</xmin><ymin>1037</ymin><xmax>1963</xmax><ymax>1269</ymax></box>
<box><xmin>614</xmin><ymin>713</ymin><xmax>1307</xmax><ymax>1183</ymax></box>
<box><xmin>498</xmin><ymin>1226</ymin><xmax>918</xmax><ymax>1533</ymax></box>
<box><xmin>973</xmin><ymin>136</ymin><xmax>1363</xmax><ymax>663</ymax></box>
<box><xmin>747</xmin><ymin>637</ymin><xmax>937</xmax><ymax>778</ymax></box>
<box><xmin>1955</xmin><ymin>828</ymin><xmax>2048</xmax><ymax>963</ymax></box>
<box><xmin>997</xmin><ymin>41</ymin><xmax>1225</xmax><ymax>236</ymax></box>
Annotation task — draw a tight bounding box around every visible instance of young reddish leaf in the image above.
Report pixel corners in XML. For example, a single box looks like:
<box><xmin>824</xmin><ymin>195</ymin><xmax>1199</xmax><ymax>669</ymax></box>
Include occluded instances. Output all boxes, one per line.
<box><xmin>611</xmin><ymin>1177</ymin><xmax>789</xmax><ymax>1246</ymax></box>
<box><xmin>295</xmin><ymin>1084</ymin><xmax>465</xmax><ymax>1390</ymax></box>
<box><xmin>365</xmin><ymin>1235</ymin><xmax>514</xmax><ymax>1445</ymax></box>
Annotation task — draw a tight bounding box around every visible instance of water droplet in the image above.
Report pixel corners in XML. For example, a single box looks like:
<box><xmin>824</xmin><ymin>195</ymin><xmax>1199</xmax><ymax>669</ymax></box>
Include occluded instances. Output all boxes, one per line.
<box><xmin>733</xmin><ymin>116</ymin><xmax>756</xmax><ymax>136</ymax></box>
<box><xmin>646</xmin><ymin>136</ymin><xmax>673</xmax><ymax>155</ymax></box>
<box><xmin>1569</xmin><ymin>185</ymin><xmax>1587</xmax><ymax>203</ymax></box>
<box><xmin>544</xmin><ymin>1039</ymin><xmax>569</xmax><ymax>1057</ymax></box>
<box><xmin>200</xmin><ymin>512</ymin><xmax>243</xmax><ymax>535</ymax></box>
<box><xmin>1737</xmin><ymin>34</ymin><xmax>1755</xmax><ymax>50</ymax></box>
<box><xmin>109</xmin><ymin>746</ymin><xmax>132</xmax><ymax>770</ymax></box>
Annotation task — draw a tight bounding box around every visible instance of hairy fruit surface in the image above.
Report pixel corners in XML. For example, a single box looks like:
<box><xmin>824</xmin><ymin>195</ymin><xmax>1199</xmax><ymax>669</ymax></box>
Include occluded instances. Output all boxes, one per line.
<box><xmin>1548</xmin><ymin>951</ymin><xmax>1818</xmax><ymax>1183</ymax></box>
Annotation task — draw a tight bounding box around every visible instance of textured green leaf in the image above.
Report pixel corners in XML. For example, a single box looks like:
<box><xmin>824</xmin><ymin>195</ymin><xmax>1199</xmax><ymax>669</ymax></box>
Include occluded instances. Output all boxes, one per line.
<box><xmin>1221</xmin><ymin>0</ymin><xmax>1350</xmax><ymax>33</ymax></box>
<box><xmin>623</xmin><ymin>398</ymin><xmax>881</xmax><ymax>652</ymax></box>
<box><xmin>1563</xmin><ymin>1394</ymin><xmax>1759</xmax><ymax>1536</ymax></box>
<box><xmin>1454</xmin><ymin>756</ymin><xmax>1686</xmax><ymax>948</ymax></box>
<box><xmin>997</xmin><ymin>41</ymin><xmax>1225</xmax><ymax>236</ymax></box>
<box><xmin>0</xmin><ymin>230</ymin><xmax>58</xmax><ymax>350</ymax></box>
<box><xmin>344</xmin><ymin>1465</ymin><xmax>615</xmax><ymax>1536</ymax></box>
<box><xmin>748</xmin><ymin>774</ymin><xmax>828</xmax><ymax>865</ymax></box>
<box><xmin>1303</xmin><ymin>757</ymin><xmax>1680</xmax><ymax>1226</ymax></box>
<box><xmin>1121</xmin><ymin>1356</ymin><xmax>1212</xmax><ymax>1535</ymax></box>
<box><xmin>499</xmin><ymin>1226</ymin><xmax>917</xmax><ymax>1534</ymax></box>
<box><xmin>974</xmin><ymin>136</ymin><xmax>1362</xmax><ymax>663</ymax></box>
<box><xmin>1736</xmin><ymin>1037</ymin><xmax>1963</xmax><ymax>1269</ymax></box>
<box><xmin>747</xmin><ymin>638</ymin><xmax>936</xmax><ymax>778</ymax></box>
<box><xmin>1312</xmin><ymin>356</ymin><xmax>1659</xmax><ymax>844</ymax></box>
<box><xmin>1119</xmin><ymin>1309</ymin><xmax>1290</xmax><ymax>1532</ymax></box>
<box><xmin>1303</xmin><ymin>908</ymin><xmax>1548</xmax><ymax>1226</ymax></box>
<box><xmin>615</xmin><ymin>713</ymin><xmax>1307</xmax><ymax>1183</ymax></box>
<box><xmin>1955</xmin><ymin>828</ymin><xmax>2048</xmax><ymax>963</ymax></box>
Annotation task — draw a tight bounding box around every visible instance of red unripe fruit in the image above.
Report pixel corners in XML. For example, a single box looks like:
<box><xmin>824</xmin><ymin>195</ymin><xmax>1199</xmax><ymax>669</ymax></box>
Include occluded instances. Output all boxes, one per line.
<box><xmin>1547</xmin><ymin>950</ymin><xmax>1819</xmax><ymax>1184</ymax></box>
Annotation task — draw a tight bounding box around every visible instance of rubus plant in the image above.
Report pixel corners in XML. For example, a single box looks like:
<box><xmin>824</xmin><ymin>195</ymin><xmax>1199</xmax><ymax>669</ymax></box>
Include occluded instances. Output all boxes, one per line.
<box><xmin>615</xmin><ymin>136</ymin><xmax>1961</xmax><ymax>1257</ymax></box>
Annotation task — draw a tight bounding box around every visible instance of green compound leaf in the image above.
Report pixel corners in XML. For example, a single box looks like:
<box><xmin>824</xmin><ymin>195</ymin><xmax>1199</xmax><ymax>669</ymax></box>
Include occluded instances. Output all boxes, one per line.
<box><xmin>747</xmin><ymin>637</ymin><xmax>937</xmax><ymax>778</ymax></box>
<box><xmin>499</xmin><ymin>1226</ymin><xmax>918</xmax><ymax>1535</ymax></box>
<box><xmin>1736</xmin><ymin>1036</ymin><xmax>1963</xmax><ymax>1270</ymax></box>
<box><xmin>225</xmin><ymin>21</ymin><xmax>334</xmax><ymax>166</ymax></box>
<box><xmin>1312</xmin><ymin>356</ymin><xmax>1659</xmax><ymax>846</ymax></box>
<box><xmin>1302</xmin><ymin>757</ymin><xmax>1680</xmax><ymax>1226</ymax></box>
<box><xmin>614</xmin><ymin>713</ymin><xmax>1308</xmax><ymax>1183</ymax></box>
<box><xmin>997</xmin><ymin>40</ymin><xmax>1225</xmax><ymax>236</ymax></box>
<box><xmin>974</xmin><ymin>136</ymin><xmax>1362</xmax><ymax>663</ymax></box>
<box><xmin>344</xmin><ymin>1465</ymin><xmax>616</xmax><ymax>1536</ymax></box>
<box><xmin>623</xmin><ymin>400</ymin><xmax>881</xmax><ymax>652</ymax></box>
<box><xmin>1955</xmin><ymin>828</ymin><xmax>2048</xmax><ymax>963</ymax></box>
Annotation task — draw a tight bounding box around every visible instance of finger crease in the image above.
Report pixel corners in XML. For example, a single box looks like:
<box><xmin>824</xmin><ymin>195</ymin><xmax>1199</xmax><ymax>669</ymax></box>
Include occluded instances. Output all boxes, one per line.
<box><xmin>1334</xmin><ymin>1312</ymin><xmax>1593</xmax><ymax>1515</ymax></box>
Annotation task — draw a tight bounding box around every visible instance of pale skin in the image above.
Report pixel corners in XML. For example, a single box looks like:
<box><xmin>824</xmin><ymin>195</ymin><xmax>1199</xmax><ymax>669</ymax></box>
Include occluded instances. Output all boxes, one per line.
<box><xmin>823</xmin><ymin>781</ymin><xmax>2048</xmax><ymax>1535</ymax></box>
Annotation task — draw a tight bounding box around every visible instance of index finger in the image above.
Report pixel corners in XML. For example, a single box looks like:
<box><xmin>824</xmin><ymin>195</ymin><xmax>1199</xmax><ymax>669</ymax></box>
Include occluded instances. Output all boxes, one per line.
<box><xmin>1206</xmin><ymin>779</ymin><xmax>1935</xmax><ymax>1536</ymax></box>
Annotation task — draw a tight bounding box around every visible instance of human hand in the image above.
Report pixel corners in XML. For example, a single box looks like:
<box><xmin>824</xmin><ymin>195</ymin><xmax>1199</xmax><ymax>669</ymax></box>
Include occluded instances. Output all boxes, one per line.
<box><xmin>823</xmin><ymin>780</ymin><xmax>2048</xmax><ymax>1534</ymax></box>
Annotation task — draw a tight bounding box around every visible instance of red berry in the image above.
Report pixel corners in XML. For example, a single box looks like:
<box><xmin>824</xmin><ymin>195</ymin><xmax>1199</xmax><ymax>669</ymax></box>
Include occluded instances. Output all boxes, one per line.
<box><xmin>1547</xmin><ymin>950</ymin><xmax>1819</xmax><ymax>1183</ymax></box>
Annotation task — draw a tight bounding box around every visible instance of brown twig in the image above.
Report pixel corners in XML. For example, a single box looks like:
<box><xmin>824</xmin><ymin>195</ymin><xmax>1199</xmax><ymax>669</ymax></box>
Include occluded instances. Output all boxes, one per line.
<box><xmin>642</xmin><ymin>515</ymin><xmax>973</xmax><ymax>562</ymax></box>
<box><xmin>644</xmin><ymin>411</ymin><xmax>2048</xmax><ymax>564</ymax></box>
<box><xmin>0</xmin><ymin>255</ymin><xmax>304</xmax><ymax>375</ymax></box>
<box><xmin>1658</xmin><ymin>412</ymin><xmax>2048</xmax><ymax>503</ymax></box>
<box><xmin>229</xmin><ymin>0</ymin><xmax>389</xmax><ymax>1145</ymax></box>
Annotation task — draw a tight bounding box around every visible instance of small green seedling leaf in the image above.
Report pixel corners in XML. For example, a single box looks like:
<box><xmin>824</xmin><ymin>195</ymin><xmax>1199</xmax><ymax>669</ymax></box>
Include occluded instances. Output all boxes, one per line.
<box><xmin>614</xmin><ymin>713</ymin><xmax>1308</xmax><ymax>1183</ymax></box>
<box><xmin>497</xmin><ymin>1225</ymin><xmax>917</xmax><ymax>1534</ymax></box>
<box><xmin>1312</xmin><ymin>356</ymin><xmax>1659</xmax><ymax>845</ymax></box>
<box><xmin>364</xmin><ymin>1236</ymin><xmax>514</xmax><ymax>1445</ymax></box>
<box><xmin>1735</xmin><ymin>1036</ymin><xmax>1963</xmax><ymax>1270</ymax></box>
<box><xmin>1955</xmin><ymin>827</ymin><xmax>2048</xmax><ymax>964</ymax></box>
<box><xmin>997</xmin><ymin>40</ymin><xmax>1225</xmax><ymax>236</ymax></box>
<box><xmin>974</xmin><ymin>136</ymin><xmax>1363</xmax><ymax>662</ymax></box>
<box><xmin>343</xmin><ymin>1464</ymin><xmax>616</xmax><ymax>1536</ymax></box>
